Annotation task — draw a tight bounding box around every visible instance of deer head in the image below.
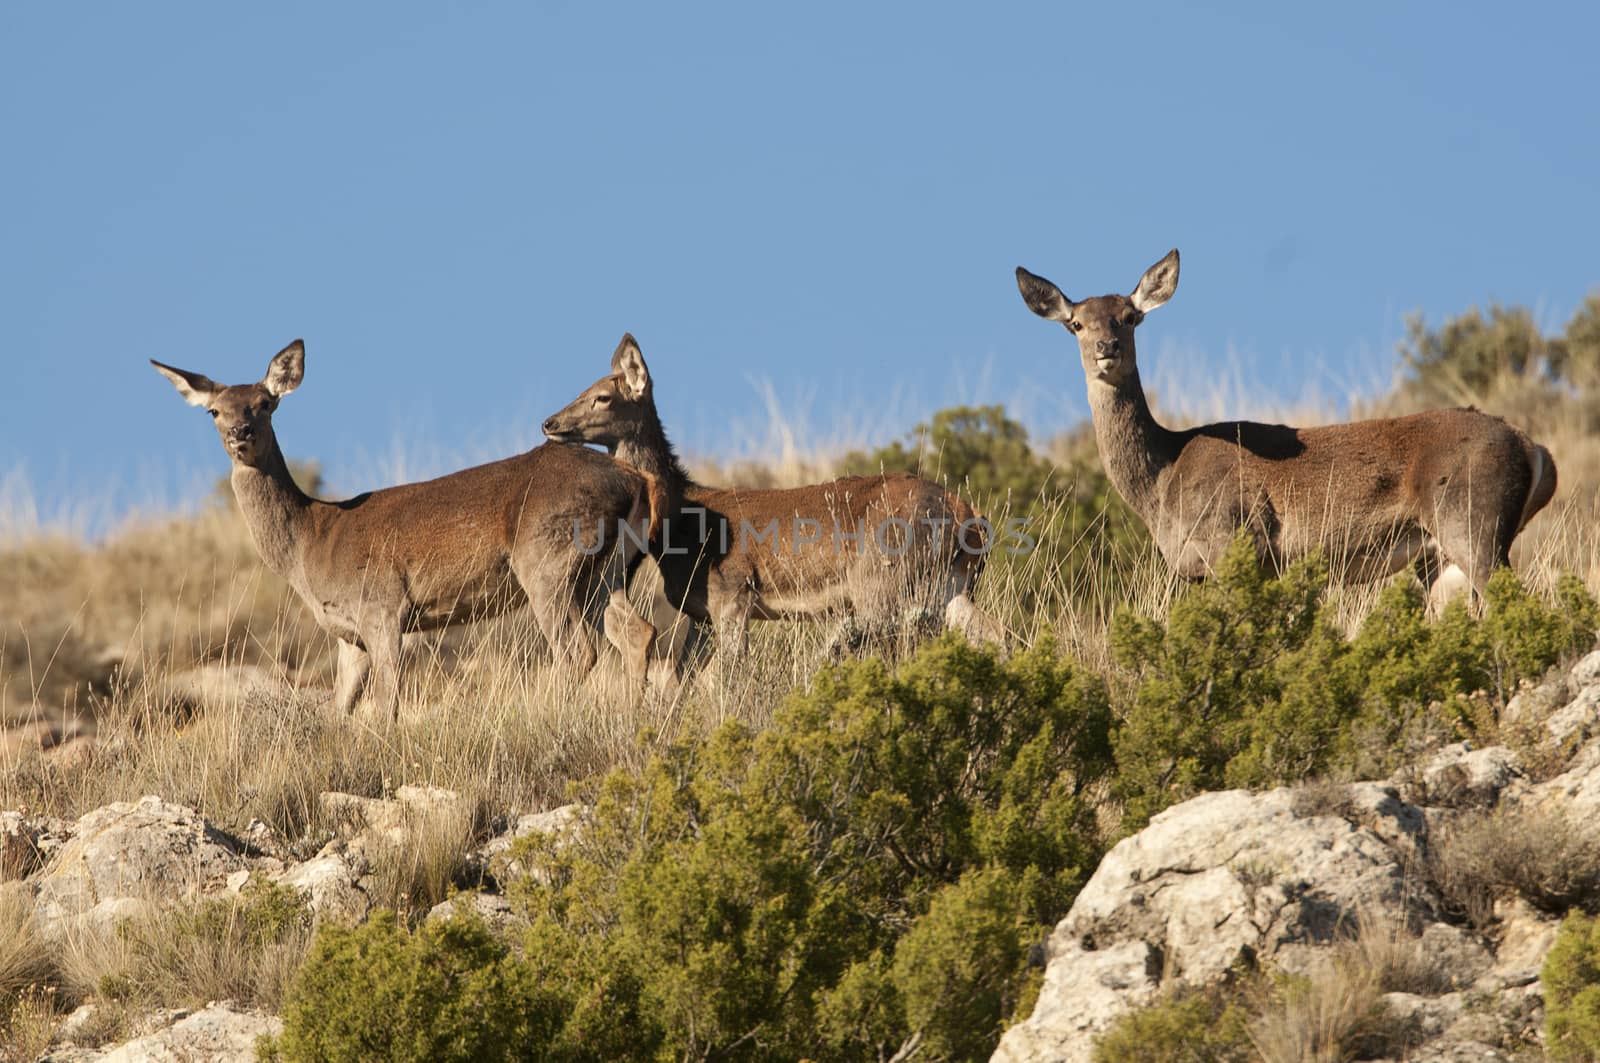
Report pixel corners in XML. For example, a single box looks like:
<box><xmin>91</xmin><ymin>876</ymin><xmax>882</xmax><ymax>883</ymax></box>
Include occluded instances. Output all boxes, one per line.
<box><xmin>1016</xmin><ymin>250</ymin><xmax>1179</xmax><ymax>386</ymax></box>
<box><xmin>151</xmin><ymin>340</ymin><xmax>304</xmax><ymax>468</ymax></box>
<box><xmin>542</xmin><ymin>333</ymin><xmax>654</xmax><ymax>448</ymax></box>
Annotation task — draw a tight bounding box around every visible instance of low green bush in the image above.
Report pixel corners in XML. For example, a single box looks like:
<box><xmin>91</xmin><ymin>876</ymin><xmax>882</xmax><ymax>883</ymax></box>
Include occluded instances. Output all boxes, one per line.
<box><xmin>1544</xmin><ymin>911</ymin><xmax>1600</xmax><ymax>1061</ymax></box>
<box><xmin>1111</xmin><ymin>534</ymin><xmax>1597</xmax><ymax>828</ymax></box>
<box><xmin>267</xmin><ymin>912</ymin><xmax>560</xmax><ymax>1063</ymax></box>
<box><xmin>1091</xmin><ymin>981</ymin><xmax>1255</xmax><ymax>1063</ymax></box>
<box><xmin>275</xmin><ymin>637</ymin><xmax>1114</xmax><ymax>1061</ymax></box>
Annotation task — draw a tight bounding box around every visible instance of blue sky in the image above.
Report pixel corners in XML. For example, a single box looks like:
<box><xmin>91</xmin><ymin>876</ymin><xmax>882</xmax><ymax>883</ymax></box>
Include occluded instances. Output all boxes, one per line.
<box><xmin>3</xmin><ymin>2</ymin><xmax>1597</xmax><ymax>529</ymax></box>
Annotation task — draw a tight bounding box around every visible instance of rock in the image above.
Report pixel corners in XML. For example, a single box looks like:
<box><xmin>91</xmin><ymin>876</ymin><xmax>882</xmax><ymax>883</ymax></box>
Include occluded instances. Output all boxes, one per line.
<box><xmin>1486</xmin><ymin>897</ymin><xmax>1561</xmax><ymax>988</ymax></box>
<box><xmin>1572</xmin><ymin>648</ymin><xmax>1600</xmax><ymax>688</ymax></box>
<box><xmin>318</xmin><ymin>785</ymin><xmax>473</xmax><ymax>849</ymax></box>
<box><xmin>274</xmin><ymin>840</ymin><xmax>371</xmax><ymax>924</ymax></box>
<box><xmin>990</xmin><ymin>942</ymin><xmax>1158</xmax><ymax>1063</ymax></box>
<box><xmin>54</xmin><ymin>1002</ymin><xmax>98</xmax><ymax>1045</ymax></box>
<box><xmin>426</xmin><ymin>889</ymin><xmax>516</xmax><ymax>930</ymax></box>
<box><xmin>1418</xmin><ymin>744</ymin><xmax>1522</xmax><ymax>807</ymax></box>
<box><xmin>75</xmin><ymin>1002</ymin><xmax>281</xmax><ymax>1062</ymax></box>
<box><xmin>31</xmin><ymin>797</ymin><xmax>244</xmax><ymax>934</ymax></box>
<box><xmin>1545</xmin><ymin>683</ymin><xmax>1600</xmax><ymax>748</ymax></box>
<box><xmin>1</xmin><ymin>809</ymin><xmax>72</xmax><ymax>879</ymax></box>
<box><xmin>996</xmin><ymin>788</ymin><xmax>1431</xmax><ymax>1062</ymax></box>
<box><xmin>472</xmin><ymin>803</ymin><xmax>584</xmax><ymax>882</ymax></box>
<box><xmin>1528</xmin><ymin>740</ymin><xmax>1600</xmax><ymax>818</ymax></box>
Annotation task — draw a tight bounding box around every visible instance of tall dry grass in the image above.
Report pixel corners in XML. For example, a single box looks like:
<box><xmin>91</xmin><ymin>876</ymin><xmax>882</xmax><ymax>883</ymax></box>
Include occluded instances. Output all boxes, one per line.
<box><xmin>4</xmin><ymin>368</ymin><xmax>1598</xmax><ymax>837</ymax></box>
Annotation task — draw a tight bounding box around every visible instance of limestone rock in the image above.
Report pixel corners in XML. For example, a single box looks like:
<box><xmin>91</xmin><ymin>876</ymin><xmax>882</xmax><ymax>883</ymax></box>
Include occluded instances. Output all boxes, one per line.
<box><xmin>67</xmin><ymin>1002</ymin><xmax>281</xmax><ymax>1062</ymax></box>
<box><xmin>426</xmin><ymin>889</ymin><xmax>516</xmax><ymax>931</ymax></box>
<box><xmin>996</xmin><ymin>787</ymin><xmax>1430</xmax><ymax>1062</ymax></box>
<box><xmin>473</xmin><ymin>802</ymin><xmax>584</xmax><ymax>882</ymax></box>
<box><xmin>31</xmin><ymin>797</ymin><xmax>243</xmax><ymax>933</ymax></box>
<box><xmin>274</xmin><ymin>840</ymin><xmax>370</xmax><ymax>924</ymax></box>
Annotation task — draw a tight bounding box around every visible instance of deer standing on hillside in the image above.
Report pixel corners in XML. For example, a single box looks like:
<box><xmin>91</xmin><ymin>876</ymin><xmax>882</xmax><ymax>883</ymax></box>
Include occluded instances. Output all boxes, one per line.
<box><xmin>152</xmin><ymin>340</ymin><xmax>658</xmax><ymax>720</ymax></box>
<box><xmin>541</xmin><ymin>334</ymin><xmax>1004</xmax><ymax>670</ymax></box>
<box><xmin>1014</xmin><ymin>250</ymin><xmax>1557</xmax><ymax>597</ymax></box>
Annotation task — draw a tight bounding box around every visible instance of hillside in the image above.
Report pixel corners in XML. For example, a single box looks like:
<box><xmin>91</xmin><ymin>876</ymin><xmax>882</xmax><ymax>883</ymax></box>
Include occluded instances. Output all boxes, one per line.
<box><xmin>5</xmin><ymin>302</ymin><xmax>1600</xmax><ymax>1060</ymax></box>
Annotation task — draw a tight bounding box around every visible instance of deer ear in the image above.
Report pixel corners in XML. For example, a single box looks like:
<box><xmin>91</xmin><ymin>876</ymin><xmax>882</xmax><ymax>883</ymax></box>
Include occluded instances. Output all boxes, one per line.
<box><xmin>150</xmin><ymin>360</ymin><xmax>222</xmax><ymax>407</ymax></box>
<box><xmin>612</xmin><ymin>334</ymin><xmax>651</xmax><ymax>401</ymax></box>
<box><xmin>263</xmin><ymin>340</ymin><xmax>305</xmax><ymax>397</ymax></box>
<box><xmin>1131</xmin><ymin>249</ymin><xmax>1179</xmax><ymax>312</ymax></box>
<box><xmin>1016</xmin><ymin>267</ymin><xmax>1074</xmax><ymax>323</ymax></box>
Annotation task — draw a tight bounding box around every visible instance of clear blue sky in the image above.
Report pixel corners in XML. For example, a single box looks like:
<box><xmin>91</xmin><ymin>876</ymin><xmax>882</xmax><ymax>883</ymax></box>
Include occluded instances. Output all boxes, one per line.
<box><xmin>3</xmin><ymin>2</ymin><xmax>1597</xmax><ymax>529</ymax></box>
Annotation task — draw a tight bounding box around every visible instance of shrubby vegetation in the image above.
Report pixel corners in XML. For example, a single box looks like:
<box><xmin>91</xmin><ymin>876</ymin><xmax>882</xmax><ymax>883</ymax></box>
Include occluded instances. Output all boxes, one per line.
<box><xmin>1399</xmin><ymin>291</ymin><xmax>1600</xmax><ymax>408</ymax></box>
<box><xmin>1546</xmin><ymin>911</ymin><xmax>1600</xmax><ymax>1062</ymax></box>
<box><xmin>1111</xmin><ymin>535</ymin><xmax>1597</xmax><ymax>828</ymax></box>
<box><xmin>274</xmin><ymin>638</ymin><xmax>1114</xmax><ymax>1061</ymax></box>
<box><xmin>272</xmin><ymin>544</ymin><xmax>1598</xmax><ymax>1058</ymax></box>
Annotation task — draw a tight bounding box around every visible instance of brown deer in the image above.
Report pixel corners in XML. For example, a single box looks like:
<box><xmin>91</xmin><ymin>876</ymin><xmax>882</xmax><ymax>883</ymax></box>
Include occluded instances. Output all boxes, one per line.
<box><xmin>1015</xmin><ymin>250</ymin><xmax>1557</xmax><ymax>597</ymax></box>
<box><xmin>541</xmin><ymin>334</ymin><xmax>1003</xmax><ymax>668</ymax></box>
<box><xmin>152</xmin><ymin>340</ymin><xmax>658</xmax><ymax>720</ymax></box>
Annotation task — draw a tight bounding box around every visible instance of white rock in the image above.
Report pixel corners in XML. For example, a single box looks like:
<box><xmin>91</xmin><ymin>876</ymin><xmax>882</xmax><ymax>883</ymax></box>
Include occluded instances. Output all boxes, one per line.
<box><xmin>32</xmin><ymin>797</ymin><xmax>243</xmax><ymax>933</ymax></box>
<box><xmin>995</xmin><ymin>788</ymin><xmax>1430</xmax><ymax>1062</ymax></box>
<box><xmin>473</xmin><ymin>802</ymin><xmax>584</xmax><ymax>881</ymax></box>
<box><xmin>274</xmin><ymin>841</ymin><xmax>370</xmax><ymax>924</ymax></box>
<box><xmin>426</xmin><ymin>890</ymin><xmax>515</xmax><ymax>930</ymax></box>
<box><xmin>89</xmin><ymin>1002</ymin><xmax>281</xmax><ymax>1062</ymax></box>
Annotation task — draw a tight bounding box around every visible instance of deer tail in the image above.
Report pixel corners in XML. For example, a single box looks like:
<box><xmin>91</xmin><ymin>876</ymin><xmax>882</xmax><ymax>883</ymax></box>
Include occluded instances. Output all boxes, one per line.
<box><xmin>1517</xmin><ymin>438</ymin><xmax>1557</xmax><ymax>532</ymax></box>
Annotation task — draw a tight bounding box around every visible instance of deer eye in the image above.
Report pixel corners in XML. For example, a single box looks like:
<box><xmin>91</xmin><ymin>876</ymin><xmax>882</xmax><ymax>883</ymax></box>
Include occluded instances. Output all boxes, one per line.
<box><xmin>595</xmin><ymin>394</ymin><xmax>612</xmax><ymax>407</ymax></box>
<box><xmin>1068</xmin><ymin>321</ymin><xmax>1083</xmax><ymax>333</ymax></box>
<box><xmin>209</xmin><ymin>409</ymin><xmax>220</xmax><ymax>418</ymax></box>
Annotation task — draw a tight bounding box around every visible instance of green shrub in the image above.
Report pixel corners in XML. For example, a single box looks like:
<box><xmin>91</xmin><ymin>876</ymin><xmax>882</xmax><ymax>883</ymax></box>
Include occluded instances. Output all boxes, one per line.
<box><xmin>277</xmin><ymin>637</ymin><xmax>1115</xmax><ymax>1062</ymax></box>
<box><xmin>271</xmin><ymin>911</ymin><xmax>559</xmax><ymax>1063</ymax></box>
<box><xmin>1110</xmin><ymin>534</ymin><xmax>1598</xmax><ymax>828</ymax></box>
<box><xmin>1544</xmin><ymin>911</ymin><xmax>1600</xmax><ymax>1061</ymax></box>
<box><xmin>1091</xmin><ymin>981</ymin><xmax>1255</xmax><ymax>1063</ymax></box>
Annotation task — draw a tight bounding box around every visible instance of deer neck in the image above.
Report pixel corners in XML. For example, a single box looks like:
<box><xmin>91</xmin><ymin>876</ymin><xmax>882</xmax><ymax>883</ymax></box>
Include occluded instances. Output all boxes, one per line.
<box><xmin>1086</xmin><ymin>367</ymin><xmax>1179</xmax><ymax>521</ymax></box>
<box><xmin>229</xmin><ymin>438</ymin><xmax>314</xmax><ymax>581</ymax></box>
<box><xmin>613</xmin><ymin>401</ymin><xmax>694</xmax><ymax>513</ymax></box>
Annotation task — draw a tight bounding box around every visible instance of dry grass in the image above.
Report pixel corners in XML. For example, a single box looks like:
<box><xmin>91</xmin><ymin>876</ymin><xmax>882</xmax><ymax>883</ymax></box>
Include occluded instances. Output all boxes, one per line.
<box><xmin>362</xmin><ymin>795</ymin><xmax>487</xmax><ymax>920</ymax></box>
<box><xmin>1429</xmin><ymin>805</ymin><xmax>1600</xmax><ymax>927</ymax></box>
<box><xmin>0</xmin><ymin>886</ymin><xmax>52</xmax><ymax>1004</ymax></box>
<box><xmin>1343</xmin><ymin>905</ymin><xmax>1456</xmax><ymax>996</ymax></box>
<box><xmin>1248</xmin><ymin>908</ymin><xmax>1447</xmax><ymax>1063</ymax></box>
<box><xmin>0</xmin><ymin>986</ymin><xmax>57</xmax><ymax>1063</ymax></box>
<box><xmin>0</xmin><ymin>887</ymin><xmax>60</xmax><ymax>1061</ymax></box>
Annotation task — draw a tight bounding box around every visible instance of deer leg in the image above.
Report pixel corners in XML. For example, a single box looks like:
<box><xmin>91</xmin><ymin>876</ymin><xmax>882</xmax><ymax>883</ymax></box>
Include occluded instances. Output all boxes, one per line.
<box><xmin>532</xmin><ymin>585</ymin><xmax>600</xmax><ymax>677</ymax></box>
<box><xmin>331</xmin><ymin>638</ymin><xmax>370</xmax><ymax>714</ymax></box>
<box><xmin>603</xmin><ymin>589</ymin><xmax>656</xmax><ymax>684</ymax></box>
<box><xmin>712</xmin><ymin>598</ymin><xmax>750</xmax><ymax>659</ymax></box>
<box><xmin>945</xmin><ymin>592</ymin><xmax>1006</xmax><ymax>647</ymax></box>
<box><xmin>363</xmin><ymin>617</ymin><xmax>404</xmax><ymax>723</ymax></box>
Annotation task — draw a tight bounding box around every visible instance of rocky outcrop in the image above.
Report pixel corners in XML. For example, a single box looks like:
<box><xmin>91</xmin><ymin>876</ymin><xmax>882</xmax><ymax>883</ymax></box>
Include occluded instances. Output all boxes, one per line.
<box><xmin>995</xmin><ymin>644</ymin><xmax>1600</xmax><ymax>1063</ymax></box>
<box><xmin>29</xmin><ymin>796</ymin><xmax>246</xmax><ymax>935</ymax></box>
<box><xmin>42</xmin><ymin>1002</ymin><xmax>280</xmax><ymax>1062</ymax></box>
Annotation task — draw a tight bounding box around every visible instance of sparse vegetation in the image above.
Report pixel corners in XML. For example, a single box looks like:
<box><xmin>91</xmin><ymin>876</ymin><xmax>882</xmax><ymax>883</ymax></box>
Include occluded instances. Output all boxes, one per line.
<box><xmin>1430</xmin><ymin>806</ymin><xmax>1600</xmax><ymax>926</ymax></box>
<box><xmin>5</xmin><ymin>291</ymin><xmax>1600</xmax><ymax>1056</ymax></box>
<box><xmin>1090</xmin><ymin>979</ymin><xmax>1256</xmax><ymax>1063</ymax></box>
<box><xmin>1110</xmin><ymin>535</ymin><xmax>1597</xmax><ymax>829</ymax></box>
<box><xmin>1545</xmin><ymin>910</ymin><xmax>1600</xmax><ymax>1062</ymax></box>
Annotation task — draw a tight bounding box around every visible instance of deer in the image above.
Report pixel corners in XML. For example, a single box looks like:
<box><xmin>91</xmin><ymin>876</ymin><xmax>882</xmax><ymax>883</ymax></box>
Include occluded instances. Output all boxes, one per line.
<box><xmin>151</xmin><ymin>339</ymin><xmax>660</xmax><ymax>721</ymax></box>
<box><xmin>1014</xmin><ymin>250</ymin><xmax>1558</xmax><ymax>601</ymax></box>
<box><xmin>540</xmin><ymin>334</ymin><xmax>1004</xmax><ymax>672</ymax></box>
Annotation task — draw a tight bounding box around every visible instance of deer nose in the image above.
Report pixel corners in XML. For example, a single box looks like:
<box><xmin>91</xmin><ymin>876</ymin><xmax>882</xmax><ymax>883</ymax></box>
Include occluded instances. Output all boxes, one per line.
<box><xmin>1096</xmin><ymin>339</ymin><xmax>1120</xmax><ymax>357</ymax></box>
<box><xmin>541</xmin><ymin>416</ymin><xmax>558</xmax><ymax>434</ymax></box>
<box><xmin>229</xmin><ymin>424</ymin><xmax>254</xmax><ymax>441</ymax></box>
